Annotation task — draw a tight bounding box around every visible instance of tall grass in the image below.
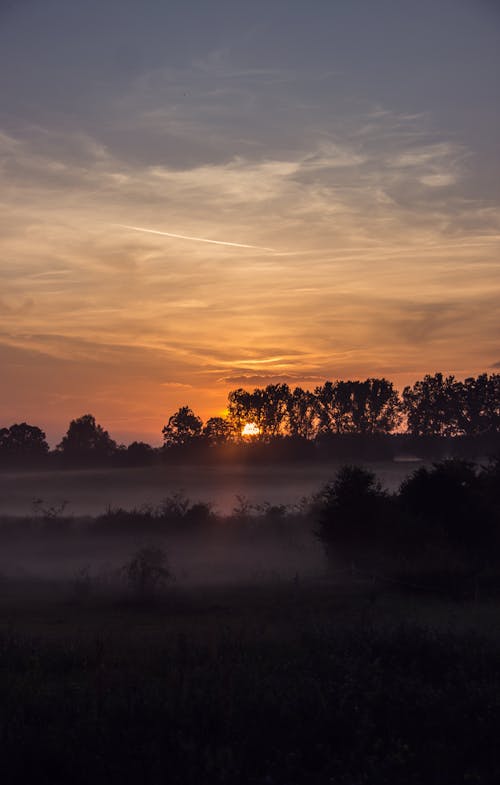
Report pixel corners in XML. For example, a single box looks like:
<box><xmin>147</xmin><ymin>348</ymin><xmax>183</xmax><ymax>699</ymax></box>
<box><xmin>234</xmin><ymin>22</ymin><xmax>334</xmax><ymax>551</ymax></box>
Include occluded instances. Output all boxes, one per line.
<box><xmin>1</xmin><ymin>622</ymin><xmax>499</xmax><ymax>784</ymax></box>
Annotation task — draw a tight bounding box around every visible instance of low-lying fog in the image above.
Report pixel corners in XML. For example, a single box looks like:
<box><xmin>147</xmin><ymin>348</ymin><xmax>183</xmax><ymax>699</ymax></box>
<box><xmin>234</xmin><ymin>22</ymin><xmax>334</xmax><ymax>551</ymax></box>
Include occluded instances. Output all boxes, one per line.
<box><xmin>0</xmin><ymin>528</ymin><xmax>326</xmax><ymax>587</ymax></box>
<box><xmin>0</xmin><ymin>462</ymin><xmax>422</xmax><ymax>587</ymax></box>
<box><xmin>0</xmin><ymin>461</ymin><xmax>419</xmax><ymax>517</ymax></box>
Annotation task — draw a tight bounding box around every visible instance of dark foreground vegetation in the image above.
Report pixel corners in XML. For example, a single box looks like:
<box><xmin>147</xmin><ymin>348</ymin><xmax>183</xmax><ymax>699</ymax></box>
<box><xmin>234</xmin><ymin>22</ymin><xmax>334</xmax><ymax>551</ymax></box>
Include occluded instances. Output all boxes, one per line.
<box><xmin>1</xmin><ymin>457</ymin><xmax>500</xmax><ymax>783</ymax></box>
<box><xmin>2</xmin><ymin>612</ymin><xmax>500</xmax><ymax>785</ymax></box>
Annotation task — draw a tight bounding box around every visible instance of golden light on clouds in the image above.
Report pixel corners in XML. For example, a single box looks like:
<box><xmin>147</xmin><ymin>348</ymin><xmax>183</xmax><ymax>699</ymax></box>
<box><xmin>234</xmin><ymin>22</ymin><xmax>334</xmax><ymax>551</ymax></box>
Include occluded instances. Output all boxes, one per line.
<box><xmin>1</xmin><ymin>2</ymin><xmax>499</xmax><ymax>445</ymax></box>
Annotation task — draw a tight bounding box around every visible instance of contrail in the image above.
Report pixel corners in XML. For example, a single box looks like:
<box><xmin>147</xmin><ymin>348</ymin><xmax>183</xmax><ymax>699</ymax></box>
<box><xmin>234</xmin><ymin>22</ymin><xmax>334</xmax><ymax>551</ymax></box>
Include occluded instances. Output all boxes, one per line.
<box><xmin>116</xmin><ymin>224</ymin><xmax>275</xmax><ymax>252</ymax></box>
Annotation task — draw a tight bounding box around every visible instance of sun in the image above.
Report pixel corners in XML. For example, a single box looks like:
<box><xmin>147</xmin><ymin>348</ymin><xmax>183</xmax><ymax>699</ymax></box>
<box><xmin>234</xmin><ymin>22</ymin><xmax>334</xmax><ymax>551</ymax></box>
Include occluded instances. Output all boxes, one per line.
<box><xmin>242</xmin><ymin>422</ymin><xmax>260</xmax><ymax>437</ymax></box>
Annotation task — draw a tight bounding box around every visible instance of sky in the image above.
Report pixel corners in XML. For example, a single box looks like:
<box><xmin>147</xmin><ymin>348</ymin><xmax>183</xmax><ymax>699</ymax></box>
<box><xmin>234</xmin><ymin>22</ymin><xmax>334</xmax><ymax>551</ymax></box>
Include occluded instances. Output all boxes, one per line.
<box><xmin>1</xmin><ymin>0</ymin><xmax>499</xmax><ymax>445</ymax></box>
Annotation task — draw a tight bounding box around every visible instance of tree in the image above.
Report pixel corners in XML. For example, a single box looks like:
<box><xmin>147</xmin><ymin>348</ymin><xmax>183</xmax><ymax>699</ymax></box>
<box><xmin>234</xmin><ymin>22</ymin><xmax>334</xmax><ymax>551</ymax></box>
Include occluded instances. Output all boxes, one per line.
<box><xmin>227</xmin><ymin>388</ymin><xmax>260</xmax><ymax>438</ymax></box>
<box><xmin>202</xmin><ymin>416</ymin><xmax>235</xmax><ymax>446</ymax></box>
<box><xmin>286</xmin><ymin>387</ymin><xmax>319</xmax><ymax>440</ymax></box>
<box><xmin>227</xmin><ymin>384</ymin><xmax>292</xmax><ymax>440</ymax></box>
<box><xmin>399</xmin><ymin>459</ymin><xmax>490</xmax><ymax>552</ymax></box>
<box><xmin>162</xmin><ymin>406</ymin><xmax>202</xmax><ymax>448</ymax></box>
<box><xmin>402</xmin><ymin>373</ymin><xmax>463</xmax><ymax>437</ymax></box>
<box><xmin>315</xmin><ymin>381</ymin><xmax>351</xmax><ymax>434</ymax></box>
<box><xmin>359</xmin><ymin>378</ymin><xmax>402</xmax><ymax>433</ymax></box>
<box><xmin>57</xmin><ymin>414</ymin><xmax>117</xmax><ymax>463</ymax></box>
<box><xmin>459</xmin><ymin>374</ymin><xmax>500</xmax><ymax>435</ymax></box>
<box><xmin>124</xmin><ymin>441</ymin><xmax>155</xmax><ymax>466</ymax></box>
<box><xmin>0</xmin><ymin>423</ymin><xmax>49</xmax><ymax>465</ymax></box>
<box><xmin>259</xmin><ymin>383</ymin><xmax>291</xmax><ymax>438</ymax></box>
<box><xmin>316</xmin><ymin>465</ymin><xmax>390</xmax><ymax>553</ymax></box>
<box><xmin>315</xmin><ymin>379</ymin><xmax>401</xmax><ymax>435</ymax></box>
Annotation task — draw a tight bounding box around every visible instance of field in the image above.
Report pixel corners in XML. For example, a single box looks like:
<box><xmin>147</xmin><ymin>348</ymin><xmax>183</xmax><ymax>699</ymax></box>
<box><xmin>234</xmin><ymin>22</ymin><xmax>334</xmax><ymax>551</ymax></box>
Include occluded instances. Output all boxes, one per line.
<box><xmin>1</xmin><ymin>575</ymin><xmax>500</xmax><ymax>784</ymax></box>
<box><xmin>1</xmin><ymin>459</ymin><xmax>500</xmax><ymax>784</ymax></box>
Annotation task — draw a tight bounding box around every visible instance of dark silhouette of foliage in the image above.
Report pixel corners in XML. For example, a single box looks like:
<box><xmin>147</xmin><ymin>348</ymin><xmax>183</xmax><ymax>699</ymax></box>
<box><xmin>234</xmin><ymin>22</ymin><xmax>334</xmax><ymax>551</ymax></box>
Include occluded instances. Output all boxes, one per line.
<box><xmin>459</xmin><ymin>373</ymin><xmax>500</xmax><ymax>435</ymax></box>
<box><xmin>3</xmin><ymin>370</ymin><xmax>499</xmax><ymax>469</ymax></box>
<box><xmin>162</xmin><ymin>406</ymin><xmax>202</xmax><ymax>447</ymax></box>
<box><xmin>226</xmin><ymin>387</ymin><xmax>254</xmax><ymax>437</ymax></box>
<box><xmin>402</xmin><ymin>373</ymin><xmax>463</xmax><ymax>436</ymax></box>
<box><xmin>122</xmin><ymin>441</ymin><xmax>155</xmax><ymax>466</ymax></box>
<box><xmin>202</xmin><ymin>416</ymin><xmax>234</xmax><ymax>445</ymax></box>
<box><xmin>0</xmin><ymin>423</ymin><xmax>49</xmax><ymax>465</ymax></box>
<box><xmin>286</xmin><ymin>386</ymin><xmax>319</xmax><ymax>439</ymax></box>
<box><xmin>1</xmin><ymin>622</ymin><xmax>500</xmax><ymax>785</ymax></box>
<box><xmin>315</xmin><ymin>380</ymin><xmax>351</xmax><ymax>433</ymax></box>
<box><xmin>399</xmin><ymin>459</ymin><xmax>492</xmax><ymax>552</ymax></box>
<box><xmin>123</xmin><ymin>546</ymin><xmax>170</xmax><ymax>598</ymax></box>
<box><xmin>316</xmin><ymin>465</ymin><xmax>391</xmax><ymax>549</ymax></box>
<box><xmin>227</xmin><ymin>384</ymin><xmax>291</xmax><ymax>440</ymax></box>
<box><xmin>315</xmin><ymin>378</ymin><xmax>401</xmax><ymax>435</ymax></box>
<box><xmin>258</xmin><ymin>382</ymin><xmax>291</xmax><ymax>438</ymax></box>
<box><xmin>57</xmin><ymin>414</ymin><xmax>117</xmax><ymax>464</ymax></box>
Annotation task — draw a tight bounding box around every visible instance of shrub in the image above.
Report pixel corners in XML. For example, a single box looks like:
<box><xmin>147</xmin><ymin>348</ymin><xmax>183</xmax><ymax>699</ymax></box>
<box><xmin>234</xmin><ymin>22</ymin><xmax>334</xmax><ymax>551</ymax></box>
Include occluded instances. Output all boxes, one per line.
<box><xmin>316</xmin><ymin>465</ymin><xmax>392</xmax><ymax>550</ymax></box>
<box><xmin>123</xmin><ymin>546</ymin><xmax>171</xmax><ymax>599</ymax></box>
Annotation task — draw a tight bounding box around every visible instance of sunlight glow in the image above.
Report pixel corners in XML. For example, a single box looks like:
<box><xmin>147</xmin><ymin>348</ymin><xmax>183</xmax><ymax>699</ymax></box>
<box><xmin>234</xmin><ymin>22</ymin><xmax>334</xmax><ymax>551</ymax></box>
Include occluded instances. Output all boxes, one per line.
<box><xmin>242</xmin><ymin>422</ymin><xmax>260</xmax><ymax>437</ymax></box>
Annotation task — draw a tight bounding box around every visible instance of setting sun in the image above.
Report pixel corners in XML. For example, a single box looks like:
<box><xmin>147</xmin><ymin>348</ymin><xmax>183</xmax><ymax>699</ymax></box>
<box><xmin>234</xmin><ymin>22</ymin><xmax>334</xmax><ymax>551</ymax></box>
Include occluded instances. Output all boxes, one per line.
<box><xmin>242</xmin><ymin>422</ymin><xmax>260</xmax><ymax>438</ymax></box>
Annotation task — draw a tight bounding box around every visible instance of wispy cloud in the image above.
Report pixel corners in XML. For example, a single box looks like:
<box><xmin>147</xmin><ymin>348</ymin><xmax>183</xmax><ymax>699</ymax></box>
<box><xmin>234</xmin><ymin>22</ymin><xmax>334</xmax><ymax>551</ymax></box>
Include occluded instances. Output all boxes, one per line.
<box><xmin>1</xmin><ymin>97</ymin><xmax>499</xmax><ymax>435</ymax></box>
<box><xmin>116</xmin><ymin>224</ymin><xmax>275</xmax><ymax>252</ymax></box>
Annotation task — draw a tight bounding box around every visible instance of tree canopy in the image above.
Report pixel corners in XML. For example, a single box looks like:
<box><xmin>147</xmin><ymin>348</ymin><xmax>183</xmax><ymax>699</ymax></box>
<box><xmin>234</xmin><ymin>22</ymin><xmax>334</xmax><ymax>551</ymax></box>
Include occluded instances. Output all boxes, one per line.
<box><xmin>57</xmin><ymin>414</ymin><xmax>117</xmax><ymax>463</ymax></box>
<box><xmin>162</xmin><ymin>406</ymin><xmax>203</xmax><ymax>448</ymax></box>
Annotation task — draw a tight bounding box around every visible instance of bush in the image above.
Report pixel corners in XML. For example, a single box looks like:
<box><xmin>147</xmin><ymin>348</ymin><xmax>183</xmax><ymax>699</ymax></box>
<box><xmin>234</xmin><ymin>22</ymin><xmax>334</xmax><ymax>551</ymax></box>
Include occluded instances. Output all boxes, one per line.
<box><xmin>399</xmin><ymin>459</ymin><xmax>492</xmax><ymax>554</ymax></box>
<box><xmin>123</xmin><ymin>546</ymin><xmax>171</xmax><ymax>599</ymax></box>
<box><xmin>315</xmin><ymin>465</ymin><xmax>393</xmax><ymax>551</ymax></box>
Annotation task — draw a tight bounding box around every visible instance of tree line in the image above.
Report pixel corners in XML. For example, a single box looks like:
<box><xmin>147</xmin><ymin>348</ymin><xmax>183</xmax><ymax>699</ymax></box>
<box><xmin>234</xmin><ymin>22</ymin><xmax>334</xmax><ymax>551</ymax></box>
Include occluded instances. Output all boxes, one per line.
<box><xmin>1</xmin><ymin>372</ymin><xmax>499</xmax><ymax>467</ymax></box>
<box><xmin>166</xmin><ymin>372</ymin><xmax>500</xmax><ymax>445</ymax></box>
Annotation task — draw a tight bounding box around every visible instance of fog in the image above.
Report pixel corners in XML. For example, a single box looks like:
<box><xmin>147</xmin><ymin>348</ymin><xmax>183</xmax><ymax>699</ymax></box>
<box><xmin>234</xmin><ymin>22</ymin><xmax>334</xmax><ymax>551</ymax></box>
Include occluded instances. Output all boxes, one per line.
<box><xmin>0</xmin><ymin>461</ymin><xmax>418</xmax><ymax>517</ymax></box>
<box><xmin>0</xmin><ymin>516</ymin><xmax>327</xmax><ymax>593</ymax></box>
<box><xmin>0</xmin><ymin>461</ymin><xmax>422</xmax><ymax>589</ymax></box>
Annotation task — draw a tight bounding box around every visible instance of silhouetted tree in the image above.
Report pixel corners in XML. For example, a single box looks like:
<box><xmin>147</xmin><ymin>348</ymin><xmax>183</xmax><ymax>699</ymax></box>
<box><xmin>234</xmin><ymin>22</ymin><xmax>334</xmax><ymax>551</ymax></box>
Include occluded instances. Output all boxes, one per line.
<box><xmin>57</xmin><ymin>414</ymin><xmax>117</xmax><ymax>463</ymax></box>
<box><xmin>399</xmin><ymin>459</ymin><xmax>490</xmax><ymax>552</ymax></box>
<box><xmin>316</xmin><ymin>465</ymin><xmax>390</xmax><ymax>552</ymax></box>
<box><xmin>315</xmin><ymin>378</ymin><xmax>401</xmax><ymax>434</ymax></box>
<box><xmin>227</xmin><ymin>388</ymin><xmax>255</xmax><ymax>438</ymax></box>
<box><xmin>459</xmin><ymin>374</ymin><xmax>500</xmax><ymax>435</ymax></box>
<box><xmin>0</xmin><ymin>423</ymin><xmax>49</xmax><ymax>465</ymax></box>
<box><xmin>162</xmin><ymin>406</ymin><xmax>202</xmax><ymax>448</ymax></box>
<box><xmin>315</xmin><ymin>381</ymin><xmax>350</xmax><ymax>434</ymax></box>
<box><xmin>359</xmin><ymin>378</ymin><xmax>402</xmax><ymax>433</ymax></box>
<box><xmin>202</xmin><ymin>416</ymin><xmax>234</xmax><ymax>445</ymax></box>
<box><xmin>124</xmin><ymin>441</ymin><xmax>155</xmax><ymax>466</ymax></box>
<box><xmin>227</xmin><ymin>384</ymin><xmax>292</xmax><ymax>440</ymax></box>
<box><xmin>259</xmin><ymin>383</ymin><xmax>291</xmax><ymax>438</ymax></box>
<box><xmin>286</xmin><ymin>387</ymin><xmax>319</xmax><ymax>439</ymax></box>
<box><xmin>402</xmin><ymin>373</ymin><xmax>462</xmax><ymax>436</ymax></box>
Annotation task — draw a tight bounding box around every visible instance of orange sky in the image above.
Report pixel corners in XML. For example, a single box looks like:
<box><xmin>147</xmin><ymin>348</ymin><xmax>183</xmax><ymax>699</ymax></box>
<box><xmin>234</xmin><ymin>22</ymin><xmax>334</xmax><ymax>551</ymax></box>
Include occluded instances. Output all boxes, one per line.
<box><xmin>1</xmin><ymin>2</ymin><xmax>499</xmax><ymax>445</ymax></box>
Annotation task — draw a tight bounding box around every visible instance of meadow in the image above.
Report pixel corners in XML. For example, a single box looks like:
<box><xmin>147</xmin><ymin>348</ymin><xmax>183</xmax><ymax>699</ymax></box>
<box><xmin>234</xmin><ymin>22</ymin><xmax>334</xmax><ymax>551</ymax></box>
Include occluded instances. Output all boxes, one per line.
<box><xmin>2</xmin><ymin>574</ymin><xmax>500</xmax><ymax>784</ymax></box>
<box><xmin>1</xmin><ymin>458</ymin><xmax>499</xmax><ymax>784</ymax></box>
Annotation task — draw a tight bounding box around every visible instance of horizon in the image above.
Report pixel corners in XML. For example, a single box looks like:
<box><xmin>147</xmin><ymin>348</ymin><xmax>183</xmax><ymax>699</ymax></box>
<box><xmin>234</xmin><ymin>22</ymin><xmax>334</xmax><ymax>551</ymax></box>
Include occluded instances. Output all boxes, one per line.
<box><xmin>1</xmin><ymin>1</ymin><xmax>499</xmax><ymax>445</ymax></box>
<box><xmin>2</xmin><ymin>369</ymin><xmax>497</xmax><ymax>448</ymax></box>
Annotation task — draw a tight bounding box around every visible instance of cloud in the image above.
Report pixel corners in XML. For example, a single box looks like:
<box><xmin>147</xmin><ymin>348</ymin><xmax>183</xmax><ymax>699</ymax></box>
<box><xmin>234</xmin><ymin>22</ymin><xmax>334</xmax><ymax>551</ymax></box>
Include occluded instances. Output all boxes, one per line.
<box><xmin>420</xmin><ymin>173</ymin><xmax>456</xmax><ymax>187</ymax></box>
<box><xmin>1</xmin><ymin>100</ymin><xmax>499</xmax><ymax>434</ymax></box>
<box><xmin>216</xmin><ymin>374</ymin><xmax>324</xmax><ymax>386</ymax></box>
<box><xmin>0</xmin><ymin>297</ymin><xmax>35</xmax><ymax>315</ymax></box>
<box><xmin>160</xmin><ymin>381</ymin><xmax>193</xmax><ymax>388</ymax></box>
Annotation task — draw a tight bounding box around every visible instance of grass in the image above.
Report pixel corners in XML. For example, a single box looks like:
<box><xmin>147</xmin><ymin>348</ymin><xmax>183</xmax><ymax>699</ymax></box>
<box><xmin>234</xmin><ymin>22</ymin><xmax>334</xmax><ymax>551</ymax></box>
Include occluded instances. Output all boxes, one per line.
<box><xmin>1</xmin><ymin>579</ymin><xmax>500</xmax><ymax>784</ymax></box>
<box><xmin>1</xmin><ymin>456</ymin><xmax>499</xmax><ymax>783</ymax></box>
